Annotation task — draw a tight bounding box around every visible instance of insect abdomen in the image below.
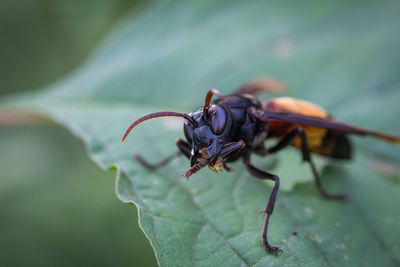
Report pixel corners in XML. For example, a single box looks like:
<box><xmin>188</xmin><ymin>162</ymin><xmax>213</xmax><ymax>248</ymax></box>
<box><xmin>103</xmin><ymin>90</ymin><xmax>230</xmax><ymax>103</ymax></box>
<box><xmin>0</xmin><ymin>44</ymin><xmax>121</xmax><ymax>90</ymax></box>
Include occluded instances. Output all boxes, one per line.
<box><xmin>263</xmin><ymin>97</ymin><xmax>329</xmax><ymax>118</ymax></box>
<box><xmin>314</xmin><ymin>130</ymin><xmax>352</xmax><ymax>159</ymax></box>
<box><xmin>264</xmin><ymin>97</ymin><xmax>352</xmax><ymax>159</ymax></box>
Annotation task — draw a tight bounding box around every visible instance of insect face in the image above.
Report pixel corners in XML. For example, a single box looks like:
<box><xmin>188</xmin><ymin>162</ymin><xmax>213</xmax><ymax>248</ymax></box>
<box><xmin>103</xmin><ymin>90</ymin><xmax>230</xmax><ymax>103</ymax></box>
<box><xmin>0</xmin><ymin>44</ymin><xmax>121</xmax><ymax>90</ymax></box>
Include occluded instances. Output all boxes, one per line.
<box><xmin>184</xmin><ymin>104</ymin><xmax>233</xmax><ymax>168</ymax></box>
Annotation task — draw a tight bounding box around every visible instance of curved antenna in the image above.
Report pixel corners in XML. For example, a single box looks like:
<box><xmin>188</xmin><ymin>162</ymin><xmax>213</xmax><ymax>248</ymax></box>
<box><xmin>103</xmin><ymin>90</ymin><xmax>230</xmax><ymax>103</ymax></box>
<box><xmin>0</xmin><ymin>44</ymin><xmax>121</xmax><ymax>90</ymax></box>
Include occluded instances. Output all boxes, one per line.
<box><xmin>203</xmin><ymin>89</ymin><xmax>226</xmax><ymax>119</ymax></box>
<box><xmin>122</xmin><ymin>112</ymin><xmax>195</xmax><ymax>142</ymax></box>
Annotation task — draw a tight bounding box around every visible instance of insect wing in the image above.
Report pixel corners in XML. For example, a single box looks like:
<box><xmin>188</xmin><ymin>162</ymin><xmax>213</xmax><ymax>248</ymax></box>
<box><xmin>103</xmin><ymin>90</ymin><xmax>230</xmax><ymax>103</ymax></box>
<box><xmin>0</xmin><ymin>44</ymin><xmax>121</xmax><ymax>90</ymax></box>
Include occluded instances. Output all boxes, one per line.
<box><xmin>257</xmin><ymin>111</ymin><xmax>400</xmax><ymax>143</ymax></box>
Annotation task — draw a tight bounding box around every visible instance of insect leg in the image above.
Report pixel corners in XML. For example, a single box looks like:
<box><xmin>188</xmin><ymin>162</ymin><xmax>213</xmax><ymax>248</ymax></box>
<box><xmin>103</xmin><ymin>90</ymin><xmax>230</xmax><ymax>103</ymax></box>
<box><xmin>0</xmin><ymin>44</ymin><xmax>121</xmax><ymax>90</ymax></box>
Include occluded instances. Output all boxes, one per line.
<box><xmin>176</xmin><ymin>138</ymin><xmax>191</xmax><ymax>159</ymax></box>
<box><xmin>135</xmin><ymin>139</ymin><xmax>191</xmax><ymax>169</ymax></box>
<box><xmin>254</xmin><ymin>128</ymin><xmax>300</xmax><ymax>156</ymax></box>
<box><xmin>220</xmin><ymin>140</ymin><xmax>246</xmax><ymax>158</ymax></box>
<box><xmin>244</xmin><ymin>153</ymin><xmax>282</xmax><ymax>255</ymax></box>
<box><xmin>296</xmin><ymin>127</ymin><xmax>348</xmax><ymax>200</ymax></box>
<box><xmin>219</xmin><ymin>140</ymin><xmax>246</xmax><ymax>171</ymax></box>
<box><xmin>249</xmin><ymin>116</ymin><xmax>347</xmax><ymax>200</ymax></box>
<box><xmin>267</xmin><ymin>128</ymin><xmax>299</xmax><ymax>154</ymax></box>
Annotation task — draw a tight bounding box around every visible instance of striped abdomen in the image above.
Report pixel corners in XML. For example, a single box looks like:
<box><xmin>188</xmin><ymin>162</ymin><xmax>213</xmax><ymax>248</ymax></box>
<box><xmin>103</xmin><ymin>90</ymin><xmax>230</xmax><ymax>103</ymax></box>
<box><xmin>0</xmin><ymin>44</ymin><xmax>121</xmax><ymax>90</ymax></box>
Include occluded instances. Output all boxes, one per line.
<box><xmin>264</xmin><ymin>97</ymin><xmax>351</xmax><ymax>159</ymax></box>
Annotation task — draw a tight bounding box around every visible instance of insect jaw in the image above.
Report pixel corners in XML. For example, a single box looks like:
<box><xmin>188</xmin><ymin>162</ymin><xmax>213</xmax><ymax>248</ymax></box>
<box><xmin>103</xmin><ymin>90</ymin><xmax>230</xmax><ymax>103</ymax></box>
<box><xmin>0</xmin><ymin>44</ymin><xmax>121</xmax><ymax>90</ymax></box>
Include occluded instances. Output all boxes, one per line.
<box><xmin>185</xmin><ymin>140</ymin><xmax>246</xmax><ymax>179</ymax></box>
<box><xmin>184</xmin><ymin>147</ymin><xmax>224</xmax><ymax>179</ymax></box>
<box><xmin>198</xmin><ymin>147</ymin><xmax>223</xmax><ymax>172</ymax></box>
<box><xmin>189</xmin><ymin>145</ymin><xmax>218</xmax><ymax>166</ymax></box>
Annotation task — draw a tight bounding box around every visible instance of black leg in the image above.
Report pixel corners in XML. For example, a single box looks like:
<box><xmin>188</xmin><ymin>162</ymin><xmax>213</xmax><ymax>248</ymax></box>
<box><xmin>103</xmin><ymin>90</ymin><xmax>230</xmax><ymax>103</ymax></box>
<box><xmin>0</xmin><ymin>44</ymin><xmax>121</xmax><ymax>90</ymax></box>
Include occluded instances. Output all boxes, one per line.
<box><xmin>296</xmin><ymin>127</ymin><xmax>347</xmax><ymax>200</ymax></box>
<box><xmin>135</xmin><ymin>139</ymin><xmax>191</xmax><ymax>169</ymax></box>
<box><xmin>253</xmin><ymin>128</ymin><xmax>299</xmax><ymax>156</ymax></box>
<box><xmin>176</xmin><ymin>138</ymin><xmax>191</xmax><ymax>158</ymax></box>
<box><xmin>244</xmin><ymin>153</ymin><xmax>282</xmax><ymax>255</ymax></box>
<box><xmin>257</xmin><ymin>126</ymin><xmax>347</xmax><ymax>200</ymax></box>
<box><xmin>220</xmin><ymin>140</ymin><xmax>246</xmax><ymax>158</ymax></box>
<box><xmin>223</xmin><ymin>162</ymin><xmax>232</xmax><ymax>172</ymax></box>
<box><xmin>267</xmin><ymin>128</ymin><xmax>299</xmax><ymax>154</ymax></box>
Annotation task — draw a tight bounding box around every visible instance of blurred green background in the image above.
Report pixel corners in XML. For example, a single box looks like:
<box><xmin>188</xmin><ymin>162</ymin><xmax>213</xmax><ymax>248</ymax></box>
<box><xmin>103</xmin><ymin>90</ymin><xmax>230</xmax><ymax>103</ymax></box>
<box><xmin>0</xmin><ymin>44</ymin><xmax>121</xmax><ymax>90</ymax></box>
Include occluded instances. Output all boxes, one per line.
<box><xmin>0</xmin><ymin>0</ymin><xmax>157</xmax><ymax>266</ymax></box>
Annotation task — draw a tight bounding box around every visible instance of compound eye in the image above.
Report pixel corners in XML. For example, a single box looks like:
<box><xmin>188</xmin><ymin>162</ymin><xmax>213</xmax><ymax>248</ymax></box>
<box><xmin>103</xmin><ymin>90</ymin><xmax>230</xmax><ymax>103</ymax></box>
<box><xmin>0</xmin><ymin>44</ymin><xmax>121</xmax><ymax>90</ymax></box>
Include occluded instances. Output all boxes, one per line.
<box><xmin>183</xmin><ymin>122</ymin><xmax>193</xmax><ymax>143</ymax></box>
<box><xmin>209</xmin><ymin>105</ymin><xmax>227</xmax><ymax>135</ymax></box>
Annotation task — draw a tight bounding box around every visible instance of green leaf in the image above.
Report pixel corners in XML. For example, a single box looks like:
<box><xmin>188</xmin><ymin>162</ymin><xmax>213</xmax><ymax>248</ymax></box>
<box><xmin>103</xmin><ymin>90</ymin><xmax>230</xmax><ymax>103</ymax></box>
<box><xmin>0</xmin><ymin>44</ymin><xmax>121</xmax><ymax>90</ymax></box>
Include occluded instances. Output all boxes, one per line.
<box><xmin>2</xmin><ymin>0</ymin><xmax>400</xmax><ymax>266</ymax></box>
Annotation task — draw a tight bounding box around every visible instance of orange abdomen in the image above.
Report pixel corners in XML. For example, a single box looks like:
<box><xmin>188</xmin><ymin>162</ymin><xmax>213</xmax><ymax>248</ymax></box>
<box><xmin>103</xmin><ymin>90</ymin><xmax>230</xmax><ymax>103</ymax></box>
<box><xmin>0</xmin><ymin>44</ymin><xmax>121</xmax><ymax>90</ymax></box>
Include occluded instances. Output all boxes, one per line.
<box><xmin>264</xmin><ymin>97</ymin><xmax>351</xmax><ymax>159</ymax></box>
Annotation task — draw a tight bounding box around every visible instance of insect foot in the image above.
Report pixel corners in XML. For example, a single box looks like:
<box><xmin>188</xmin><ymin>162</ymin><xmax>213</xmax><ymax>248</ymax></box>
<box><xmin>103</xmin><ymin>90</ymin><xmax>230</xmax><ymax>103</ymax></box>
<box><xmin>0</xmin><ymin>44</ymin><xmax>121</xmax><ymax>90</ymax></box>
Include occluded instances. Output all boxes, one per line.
<box><xmin>266</xmin><ymin>244</ymin><xmax>282</xmax><ymax>255</ymax></box>
<box><xmin>322</xmin><ymin>192</ymin><xmax>348</xmax><ymax>201</ymax></box>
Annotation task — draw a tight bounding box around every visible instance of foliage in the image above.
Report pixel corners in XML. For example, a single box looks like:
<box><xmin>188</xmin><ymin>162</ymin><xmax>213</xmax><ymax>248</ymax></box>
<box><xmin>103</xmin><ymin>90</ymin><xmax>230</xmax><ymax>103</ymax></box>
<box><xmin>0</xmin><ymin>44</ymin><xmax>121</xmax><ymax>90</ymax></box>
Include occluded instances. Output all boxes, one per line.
<box><xmin>2</xmin><ymin>0</ymin><xmax>400</xmax><ymax>266</ymax></box>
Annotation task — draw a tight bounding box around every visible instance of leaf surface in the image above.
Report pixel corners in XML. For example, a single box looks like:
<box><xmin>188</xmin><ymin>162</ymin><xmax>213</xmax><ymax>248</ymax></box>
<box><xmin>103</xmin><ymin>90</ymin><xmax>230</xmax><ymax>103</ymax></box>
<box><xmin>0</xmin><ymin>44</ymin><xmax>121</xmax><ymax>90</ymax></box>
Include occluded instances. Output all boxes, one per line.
<box><xmin>2</xmin><ymin>0</ymin><xmax>400</xmax><ymax>266</ymax></box>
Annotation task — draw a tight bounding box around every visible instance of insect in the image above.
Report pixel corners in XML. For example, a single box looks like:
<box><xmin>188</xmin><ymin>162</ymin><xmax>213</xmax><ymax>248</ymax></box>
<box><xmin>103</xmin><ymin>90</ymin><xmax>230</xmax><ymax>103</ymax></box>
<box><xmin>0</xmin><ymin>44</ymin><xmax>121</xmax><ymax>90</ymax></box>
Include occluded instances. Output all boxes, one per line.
<box><xmin>122</xmin><ymin>79</ymin><xmax>400</xmax><ymax>254</ymax></box>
